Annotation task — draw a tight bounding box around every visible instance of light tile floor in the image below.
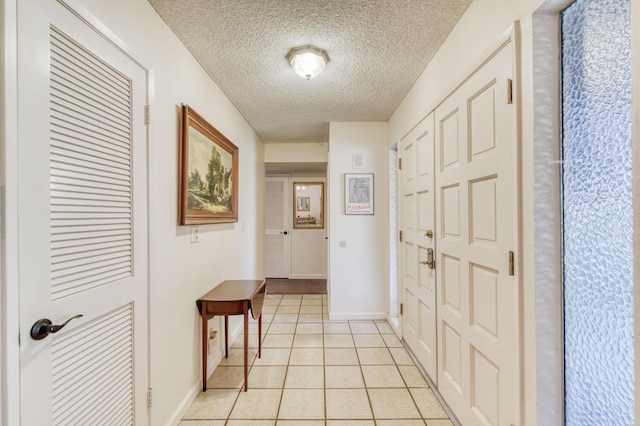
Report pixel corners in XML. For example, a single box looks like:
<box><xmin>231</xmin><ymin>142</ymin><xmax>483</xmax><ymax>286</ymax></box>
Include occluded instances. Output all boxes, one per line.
<box><xmin>181</xmin><ymin>293</ymin><xmax>453</xmax><ymax>426</ymax></box>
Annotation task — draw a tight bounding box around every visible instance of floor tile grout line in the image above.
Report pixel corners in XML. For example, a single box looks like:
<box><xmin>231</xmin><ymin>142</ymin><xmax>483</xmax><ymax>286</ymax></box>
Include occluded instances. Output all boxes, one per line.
<box><xmin>272</xmin><ymin>296</ymin><xmax>288</xmax><ymax>422</ymax></box>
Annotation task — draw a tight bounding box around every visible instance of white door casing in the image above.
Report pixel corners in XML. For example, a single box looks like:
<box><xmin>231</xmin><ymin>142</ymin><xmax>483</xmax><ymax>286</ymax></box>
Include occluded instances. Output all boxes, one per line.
<box><xmin>265</xmin><ymin>176</ymin><xmax>290</xmax><ymax>278</ymax></box>
<box><xmin>18</xmin><ymin>1</ymin><xmax>149</xmax><ymax>424</ymax></box>
<box><xmin>400</xmin><ymin>112</ymin><xmax>438</xmax><ymax>382</ymax></box>
<box><xmin>434</xmin><ymin>39</ymin><xmax>518</xmax><ymax>425</ymax></box>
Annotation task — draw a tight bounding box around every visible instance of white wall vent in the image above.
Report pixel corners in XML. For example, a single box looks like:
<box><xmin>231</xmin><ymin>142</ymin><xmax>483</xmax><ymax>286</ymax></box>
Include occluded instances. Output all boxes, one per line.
<box><xmin>352</xmin><ymin>153</ymin><xmax>365</xmax><ymax>169</ymax></box>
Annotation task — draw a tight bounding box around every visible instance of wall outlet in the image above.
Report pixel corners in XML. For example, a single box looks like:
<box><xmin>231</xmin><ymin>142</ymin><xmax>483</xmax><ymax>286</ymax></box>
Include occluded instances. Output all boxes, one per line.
<box><xmin>208</xmin><ymin>329</ymin><xmax>218</xmax><ymax>354</ymax></box>
<box><xmin>190</xmin><ymin>226</ymin><xmax>199</xmax><ymax>243</ymax></box>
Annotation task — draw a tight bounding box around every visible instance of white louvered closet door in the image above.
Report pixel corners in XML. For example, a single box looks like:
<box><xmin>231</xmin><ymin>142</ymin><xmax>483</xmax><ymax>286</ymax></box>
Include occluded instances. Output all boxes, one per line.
<box><xmin>18</xmin><ymin>1</ymin><xmax>149</xmax><ymax>425</ymax></box>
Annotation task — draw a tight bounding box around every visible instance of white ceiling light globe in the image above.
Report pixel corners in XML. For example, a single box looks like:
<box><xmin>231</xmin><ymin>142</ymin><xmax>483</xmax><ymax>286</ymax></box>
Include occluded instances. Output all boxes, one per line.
<box><xmin>286</xmin><ymin>45</ymin><xmax>330</xmax><ymax>80</ymax></box>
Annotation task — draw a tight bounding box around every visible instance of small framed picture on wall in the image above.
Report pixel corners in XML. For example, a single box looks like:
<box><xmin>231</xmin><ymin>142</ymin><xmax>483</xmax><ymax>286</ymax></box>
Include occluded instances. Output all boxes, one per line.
<box><xmin>345</xmin><ymin>173</ymin><xmax>374</xmax><ymax>215</ymax></box>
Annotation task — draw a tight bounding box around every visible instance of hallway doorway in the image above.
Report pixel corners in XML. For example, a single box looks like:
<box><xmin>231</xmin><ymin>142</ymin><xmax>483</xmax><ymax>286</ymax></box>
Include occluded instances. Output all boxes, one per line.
<box><xmin>264</xmin><ymin>168</ymin><xmax>328</xmax><ymax>281</ymax></box>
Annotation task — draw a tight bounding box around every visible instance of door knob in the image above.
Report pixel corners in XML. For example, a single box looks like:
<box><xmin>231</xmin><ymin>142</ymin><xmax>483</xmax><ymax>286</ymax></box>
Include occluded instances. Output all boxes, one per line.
<box><xmin>282</xmin><ymin>231</ymin><xmax>288</xmax><ymax>235</ymax></box>
<box><xmin>30</xmin><ymin>314</ymin><xmax>83</xmax><ymax>340</ymax></box>
<box><xmin>425</xmin><ymin>229</ymin><xmax>434</xmax><ymax>238</ymax></box>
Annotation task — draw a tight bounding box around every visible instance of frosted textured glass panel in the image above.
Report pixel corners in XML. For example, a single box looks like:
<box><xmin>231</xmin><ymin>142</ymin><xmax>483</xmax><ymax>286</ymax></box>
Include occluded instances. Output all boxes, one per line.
<box><xmin>561</xmin><ymin>0</ymin><xmax>633</xmax><ymax>424</ymax></box>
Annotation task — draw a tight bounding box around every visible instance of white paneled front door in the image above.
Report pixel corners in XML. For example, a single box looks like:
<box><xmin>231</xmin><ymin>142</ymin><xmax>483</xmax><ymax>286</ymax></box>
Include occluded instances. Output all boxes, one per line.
<box><xmin>434</xmin><ymin>40</ymin><xmax>518</xmax><ymax>425</ymax></box>
<box><xmin>400</xmin><ymin>112</ymin><xmax>438</xmax><ymax>382</ymax></box>
<box><xmin>265</xmin><ymin>176</ymin><xmax>290</xmax><ymax>278</ymax></box>
<box><xmin>18</xmin><ymin>1</ymin><xmax>149</xmax><ymax>424</ymax></box>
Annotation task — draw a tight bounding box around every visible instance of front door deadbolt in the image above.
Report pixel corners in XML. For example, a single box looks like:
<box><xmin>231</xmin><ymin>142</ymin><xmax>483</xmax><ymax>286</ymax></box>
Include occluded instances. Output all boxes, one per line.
<box><xmin>420</xmin><ymin>248</ymin><xmax>435</xmax><ymax>269</ymax></box>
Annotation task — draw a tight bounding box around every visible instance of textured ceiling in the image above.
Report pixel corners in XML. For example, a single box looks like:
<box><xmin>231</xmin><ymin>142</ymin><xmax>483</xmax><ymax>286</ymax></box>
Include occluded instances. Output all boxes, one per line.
<box><xmin>148</xmin><ymin>0</ymin><xmax>473</xmax><ymax>143</ymax></box>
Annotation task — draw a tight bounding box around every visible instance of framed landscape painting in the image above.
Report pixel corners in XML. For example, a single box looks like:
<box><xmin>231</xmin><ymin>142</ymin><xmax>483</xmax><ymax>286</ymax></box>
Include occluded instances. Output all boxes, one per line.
<box><xmin>178</xmin><ymin>105</ymin><xmax>238</xmax><ymax>225</ymax></box>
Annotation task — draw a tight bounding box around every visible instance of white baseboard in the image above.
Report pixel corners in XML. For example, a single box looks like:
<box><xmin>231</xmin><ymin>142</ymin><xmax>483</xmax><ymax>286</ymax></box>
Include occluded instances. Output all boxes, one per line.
<box><xmin>169</xmin><ymin>382</ymin><xmax>201</xmax><ymax>426</ymax></box>
<box><xmin>168</xmin><ymin>322</ymin><xmax>243</xmax><ymax>425</ymax></box>
<box><xmin>328</xmin><ymin>312</ymin><xmax>387</xmax><ymax>321</ymax></box>
<box><xmin>386</xmin><ymin>314</ymin><xmax>401</xmax><ymax>338</ymax></box>
<box><xmin>168</xmin><ymin>347</ymin><xmax>222</xmax><ymax>426</ymax></box>
<box><xmin>207</xmin><ymin>344</ymin><xmax>223</xmax><ymax>378</ymax></box>
<box><xmin>289</xmin><ymin>274</ymin><xmax>326</xmax><ymax>279</ymax></box>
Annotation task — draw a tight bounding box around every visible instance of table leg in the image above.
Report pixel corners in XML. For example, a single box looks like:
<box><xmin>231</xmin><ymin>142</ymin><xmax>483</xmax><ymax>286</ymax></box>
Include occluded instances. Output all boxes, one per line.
<box><xmin>258</xmin><ymin>314</ymin><xmax>262</xmax><ymax>358</ymax></box>
<box><xmin>224</xmin><ymin>316</ymin><xmax>229</xmax><ymax>358</ymax></box>
<box><xmin>243</xmin><ymin>304</ymin><xmax>249</xmax><ymax>391</ymax></box>
<box><xmin>201</xmin><ymin>308</ymin><xmax>208</xmax><ymax>392</ymax></box>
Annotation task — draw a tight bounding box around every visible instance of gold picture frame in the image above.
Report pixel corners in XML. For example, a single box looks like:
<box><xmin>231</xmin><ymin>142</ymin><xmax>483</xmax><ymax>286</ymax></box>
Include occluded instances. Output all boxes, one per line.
<box><xmin>293</xmin><ymin>182</ymin><xmax>324</xmax><ymax>229</ymax></box>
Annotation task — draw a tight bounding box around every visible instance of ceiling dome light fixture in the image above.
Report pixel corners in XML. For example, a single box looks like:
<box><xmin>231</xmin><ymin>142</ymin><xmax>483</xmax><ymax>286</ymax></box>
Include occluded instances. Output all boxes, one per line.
<box><xmin>286</xmin><ymin>45</ymin><xmax>330</xmax><ymax>80</ymax></box>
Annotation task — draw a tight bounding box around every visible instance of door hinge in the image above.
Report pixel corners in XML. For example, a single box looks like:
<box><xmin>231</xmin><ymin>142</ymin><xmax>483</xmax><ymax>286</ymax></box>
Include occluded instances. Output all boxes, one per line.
<box><xmin>147</xmin><ymin>387</ymin><xmax>153</xmax><ymax>407</ymax></box>
<box><xmin>508</xmin><ymin>251</ymin><xmax>515</xmax><ymax>276</ymax></box>
<box><xmin>144</xmin><ymin>105</ymin><xmax>150</xmax><ymax>124</ymax></box>
<box><xmin>399</xmin><ymin>230</ymin><xmax>403</xmax><ymax>242</ymax></box>
<box><xmin>507</xmin><ymin>79</ymin><xmax>513</xmax><ymax>104</ymax></box>
<box><xmin>400</xmin><ymin>303</ymin><xmax>403</xmax><ymax>315</ymax></box>
<box><xmin>398</xmin><ymin>158</ymin><xmax>402</xmax><ymax>170</ymax></box>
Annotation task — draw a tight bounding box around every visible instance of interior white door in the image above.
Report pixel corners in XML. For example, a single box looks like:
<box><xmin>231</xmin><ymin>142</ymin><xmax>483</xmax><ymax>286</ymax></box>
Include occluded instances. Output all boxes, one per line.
<box><xmin>265</xmin><ymin>176</ymin><xmax>290</xmax><ymax>278</ymax></box>
<box><xmin>400</xmin><ymin>113</ymin><xmax>438</xmax><ymax>382</ymax></box>
<box><xmin>434</xmin><ymin>40</ymin><xmax>518</xmax><ymax>425</ymax></box>
<box><xmin>18</xmin><ymin>1</ymin><xmax>149</xmax><ymax>424</ymax></box>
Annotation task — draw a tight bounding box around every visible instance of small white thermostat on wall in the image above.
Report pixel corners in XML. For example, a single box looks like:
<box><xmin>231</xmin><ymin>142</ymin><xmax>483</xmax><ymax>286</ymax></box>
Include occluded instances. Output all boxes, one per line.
<box><xmin>352</xmin><ymin>153</ymin><xmax>365</xmax><ymax>169</ymax></box>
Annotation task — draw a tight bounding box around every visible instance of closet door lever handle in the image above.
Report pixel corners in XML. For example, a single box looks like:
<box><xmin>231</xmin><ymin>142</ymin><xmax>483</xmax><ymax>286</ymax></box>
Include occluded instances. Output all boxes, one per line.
<box><xmin>30</xmin><ymin>314</ymin><xmax>83</xmax><ymax>340</ymax></box>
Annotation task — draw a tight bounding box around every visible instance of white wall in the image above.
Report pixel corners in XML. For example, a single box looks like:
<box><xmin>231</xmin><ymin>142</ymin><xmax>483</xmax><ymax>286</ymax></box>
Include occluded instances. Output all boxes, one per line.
<box><xmin>265</xmin><ymin>142</ymin><xmax>328</xmax><ymax>163</ymax></box>
<box><xmin>328</xmin><ymin>122</ymin><xmax>388</xmax><ymax>320</ymax></box>
<box><xmin>54</xmin><ymin>1</ymin><xmax>265</xmax><ymax>424</ymax></box>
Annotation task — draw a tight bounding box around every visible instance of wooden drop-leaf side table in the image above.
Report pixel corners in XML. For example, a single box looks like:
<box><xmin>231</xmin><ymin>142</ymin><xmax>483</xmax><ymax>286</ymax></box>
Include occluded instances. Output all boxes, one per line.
<box><xmin>196</xmin><ymin>279</ymin><xmax>266</xmax><ymax>391</ymax></box>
